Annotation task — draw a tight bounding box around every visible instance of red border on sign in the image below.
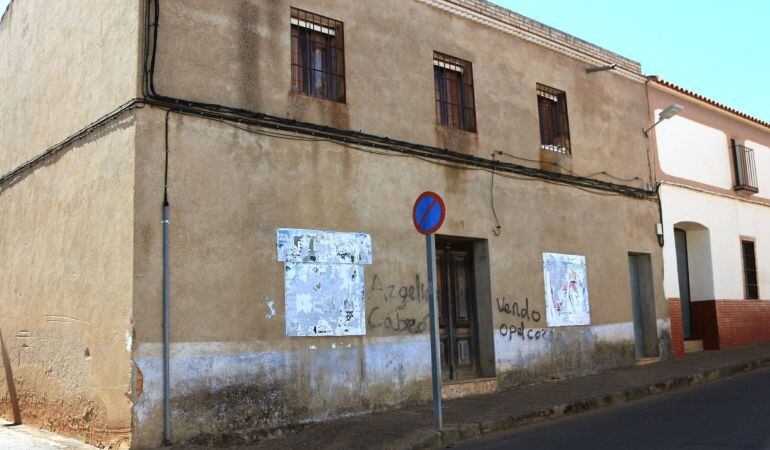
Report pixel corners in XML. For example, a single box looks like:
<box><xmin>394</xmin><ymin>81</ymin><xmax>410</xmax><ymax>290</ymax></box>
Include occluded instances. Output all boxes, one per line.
<box><xmin>412</xmin><ymin>191</ymin><xmax>446</xmax><ymax>235</ymax></box>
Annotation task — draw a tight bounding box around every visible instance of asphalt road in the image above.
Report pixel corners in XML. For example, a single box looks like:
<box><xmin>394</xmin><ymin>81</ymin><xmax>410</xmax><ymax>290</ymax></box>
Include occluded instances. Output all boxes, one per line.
<box><xmin>456</xmin><ymin>367</ymin><xmax>770</xmax><ymax>450</ymax></box>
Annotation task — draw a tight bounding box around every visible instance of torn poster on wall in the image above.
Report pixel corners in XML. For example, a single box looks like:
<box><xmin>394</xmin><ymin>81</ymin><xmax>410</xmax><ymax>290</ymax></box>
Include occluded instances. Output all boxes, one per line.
<box><xmin>542</xmin><ymin>253</ymin><xmax>591</xmax><ymax>327</ymax></box>
<box><xmin>277</xmin><ymin>228</ymin><xmax>372</xmax><ymax>336</ymax></box>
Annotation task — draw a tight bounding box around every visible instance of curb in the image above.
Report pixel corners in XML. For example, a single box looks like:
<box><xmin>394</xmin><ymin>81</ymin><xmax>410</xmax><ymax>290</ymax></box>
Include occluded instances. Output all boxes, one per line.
<box><xmin>405</xmin><ymin>356</ymin><xmax>770</xmax><ymax>449</ymax></box>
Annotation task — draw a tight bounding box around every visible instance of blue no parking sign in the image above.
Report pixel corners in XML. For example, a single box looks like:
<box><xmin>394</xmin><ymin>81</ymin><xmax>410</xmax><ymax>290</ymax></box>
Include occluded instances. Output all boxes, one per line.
<box><xmin>413</xmin><ymin>190</ymin><xmax>446</xmax><ymax>430</ymax></box>
<box><xmin>412</xmin><ymin>191</ymin><xmax>446</xmax><ymax>235</ymax></box>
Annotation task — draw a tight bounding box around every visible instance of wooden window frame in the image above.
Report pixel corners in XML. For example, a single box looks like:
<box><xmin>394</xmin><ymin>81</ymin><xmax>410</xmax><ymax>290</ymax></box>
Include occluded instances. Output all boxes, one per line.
<box><xmin>290</xmin><ymin>7</ymin><xmax>346</xmax><ymax>103</ymax></box>
<box><xmin>537</xmin><ymin>83</ymin><xmax>571</xmax><ymax>154</ymax></box>
<box><xmin>433</xmin><ymin>52</ymin><xmax>477</xmax><ymax>133</ymax></box>
<box><xmin>740</xmin><ymin>236</ymin><xmax>759</xmax><ymax>300</ymax></box>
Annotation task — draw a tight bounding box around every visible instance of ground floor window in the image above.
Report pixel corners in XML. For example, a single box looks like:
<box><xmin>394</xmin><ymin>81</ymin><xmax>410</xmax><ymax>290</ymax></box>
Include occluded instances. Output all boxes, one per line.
<box><xmin>741</xmin><ymin>238</ymin><xmax>759</xmax><ymax>299</ymax></box>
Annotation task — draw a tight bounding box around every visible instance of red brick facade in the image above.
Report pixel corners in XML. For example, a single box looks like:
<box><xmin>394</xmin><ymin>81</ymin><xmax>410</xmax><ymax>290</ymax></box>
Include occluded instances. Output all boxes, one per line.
<box><xmin>668</xmin><ymin>298</ymin><xmax>685</xmax><ymax>358</ymax></box>
<box><xmin>690</xmin><ymin>300</ymin><xmax>770</xmax><ymax>350</ymax></box>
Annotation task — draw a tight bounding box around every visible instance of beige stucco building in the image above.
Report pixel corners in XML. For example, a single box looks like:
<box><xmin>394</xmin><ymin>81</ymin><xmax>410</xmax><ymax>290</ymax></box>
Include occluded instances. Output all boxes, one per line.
<box><xmin>1</xmin><ymin>0</ymin><xmax>670</xmax><ymax>447</ymax></box>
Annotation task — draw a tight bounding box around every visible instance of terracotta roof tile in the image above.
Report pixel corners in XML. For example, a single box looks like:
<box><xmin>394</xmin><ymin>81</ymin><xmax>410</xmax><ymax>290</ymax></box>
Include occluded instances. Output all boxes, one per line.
<box><xmin>651</xmin><ymin>77</ymin><xmax>770</xmax><ymax>130</ymax></box>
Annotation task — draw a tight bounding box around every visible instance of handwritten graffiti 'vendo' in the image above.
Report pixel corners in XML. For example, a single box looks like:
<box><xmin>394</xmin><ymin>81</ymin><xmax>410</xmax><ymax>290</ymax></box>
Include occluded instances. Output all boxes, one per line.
<box><xmin>277</xmin><ymin>229</ymin><xmax>372</xmax><ymax>337</ymax></box>
<box><xmin>496</xmin><ymin>297</ymin><xmax>549</xmax><ymax>342</ymax></box>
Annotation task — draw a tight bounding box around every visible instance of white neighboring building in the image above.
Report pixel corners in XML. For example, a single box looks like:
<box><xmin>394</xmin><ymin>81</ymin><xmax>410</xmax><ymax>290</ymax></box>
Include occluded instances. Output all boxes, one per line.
<box><xmin>648</xmin><ymin>78</ymin><xmax>770</xmax><ymax>355</ymax></box>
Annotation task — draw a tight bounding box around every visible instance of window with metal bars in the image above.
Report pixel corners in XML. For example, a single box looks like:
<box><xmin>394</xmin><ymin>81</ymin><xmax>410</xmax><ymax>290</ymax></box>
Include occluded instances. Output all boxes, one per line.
<box><xmin>290</xmin><ymin>8</ymin><xmax>345</xmax><ymax>102</ymax></box>
<box><xmin>433</xmin><ymin>52</ymin><xmax>476</xmax><ymax>132</ymax></box>
<box><xmin>537</xmin><ymin>84</ymin><xmax>571</xmax><ymax>154</ymax></box>
<box><xmin>741</xmin><ymin>239</ymin><xmax>759</xmax><ymax>300</ymax></box>
<box><xmin>731</xmin><ymin>139</ymin><xmax>759</xmax><ymax>192</ymax></box>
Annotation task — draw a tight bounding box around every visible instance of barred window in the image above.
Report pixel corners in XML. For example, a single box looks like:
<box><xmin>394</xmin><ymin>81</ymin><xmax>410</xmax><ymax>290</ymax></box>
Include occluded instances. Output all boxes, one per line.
<box><xmin>434</xmin><ymin>52</ymin><xmax>476</xmax><ymax>132</ymax></box>
<box><xmin>731</xmin><ymin>139</ymin><xmax>759</xmax><ymax>192</ymax></box>
<box><xmin>537</xmin><ymin>84</ymin><xmax>571</xmax><ymax>154</ymax></box>
<box><xmin>741</xmin><ymin>239</ymin><xmax>759</xmax><ymax>300</ymax></box>
<box><xmin>291</xmin><ymin>8</ymin><xmax>345</xmax><ymax>102</ymax></box>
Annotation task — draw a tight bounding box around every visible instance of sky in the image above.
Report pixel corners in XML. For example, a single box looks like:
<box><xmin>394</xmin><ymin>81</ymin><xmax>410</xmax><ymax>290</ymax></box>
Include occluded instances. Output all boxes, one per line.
<box><xmin>1</xmin><ymin>0</ymin><xmax>768</xmax><ymax>121</ymax></box>
<box><xmin>493</xmin><ymin>0</ymin><xmax>770</xmax><ymax>122</ymax></box>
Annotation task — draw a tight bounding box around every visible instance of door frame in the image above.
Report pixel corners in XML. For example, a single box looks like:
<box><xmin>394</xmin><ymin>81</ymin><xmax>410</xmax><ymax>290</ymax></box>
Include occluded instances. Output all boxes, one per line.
<box><xmin>628</xmin><ymin>252</ymin><xmax>659</xmax><ymax>358</ymax></box>
<box><xmin>436</xmin><ymin>236</ymin><xmax>481</xmax><ymax>380</ymax></box>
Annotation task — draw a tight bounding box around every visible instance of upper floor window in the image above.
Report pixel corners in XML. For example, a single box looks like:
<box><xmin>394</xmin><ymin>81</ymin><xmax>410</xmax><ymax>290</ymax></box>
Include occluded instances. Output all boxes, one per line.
<box><xmin>291</xmin><ymin>8</ymin><xmax>345</xmax><ymax>102</ymax></box>
<box><xmin>537</xmin><ymin>84</ymin><xmax>571</xmax><ymax>154</ymax></box>
<box><xmin>731</xmin><ymin>139</ymin><xmax>759</xmax><ymax>192</ymax></box>
<box><xmin>433</xmin><ymin>52</ymin><xmax>476</xmax><ymax>132</ymax></box>
<box><xmin>741</xmin><ymin>239</ymin><xmax>759</xmax><ymax>300</ymax></box>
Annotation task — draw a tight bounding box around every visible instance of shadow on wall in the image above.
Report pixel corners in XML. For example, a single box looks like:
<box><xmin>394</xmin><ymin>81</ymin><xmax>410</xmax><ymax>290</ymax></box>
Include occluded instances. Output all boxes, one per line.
<box><xmin>674</xmin><ymin>221</ymin><xmax>715</xmax><ymax>301</ymax></box>
<box><xmin>0</xmin><ymin>329</ymin><xmax>22</xmax><ymax>425</ymax></box>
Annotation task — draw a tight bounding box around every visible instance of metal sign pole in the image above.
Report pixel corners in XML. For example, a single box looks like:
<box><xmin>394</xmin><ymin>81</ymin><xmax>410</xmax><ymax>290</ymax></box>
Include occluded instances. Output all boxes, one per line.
<box><xmin>425</xmin><ymin>233</ymin><xmax>443</xmax><ymax>430</ymax></box>
<box><xmin>412</xmin><ymin>191</ymin><xmax>445</xmax><ymax>432</ymax></box>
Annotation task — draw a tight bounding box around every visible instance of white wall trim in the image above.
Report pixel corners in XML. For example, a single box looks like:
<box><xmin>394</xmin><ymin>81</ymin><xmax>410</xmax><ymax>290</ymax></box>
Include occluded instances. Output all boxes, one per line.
<box><xmin>659</xmin><ymin>181</ymin><xmax>770</xmax><ymax>209</ymax></box>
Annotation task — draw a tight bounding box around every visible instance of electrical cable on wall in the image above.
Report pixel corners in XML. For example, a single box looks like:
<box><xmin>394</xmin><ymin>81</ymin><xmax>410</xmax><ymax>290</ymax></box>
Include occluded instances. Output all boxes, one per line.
<box><xmin>0</xmin><ymin>99</ymin><xmax>143</xmax><ymax>190</ymax></box>
<box><xmin>151</xmin><ymin>101</ymin><xmax>651</xmax><ymax>198</ymax></box>
<box><xmin>177</xmin><ymin>107</ymin><xmax>644</xmax><ymax>200</ymax></box>
<box><xmin>160</xmin><ymin>109</ymin><xmax>172</xmax><ymax>446</ymax></box>
<box><xmin>1</xmin><ymin>0</ymin><xmax>660</xmax><ymax>204</ymax></box>
<box><xmin>490</xmin><ymin>153</ymin><xmax>502</xmax><ymax>236</ymax></box>
<box><xmin>139</xmin><ymin>0</ymin><xmax>654</xmax><ymax>200</ymax></box>
<box><xmin>494</xmin><ymin>150</ymin><xmax>643</xmax><ymax>185</ymax></box>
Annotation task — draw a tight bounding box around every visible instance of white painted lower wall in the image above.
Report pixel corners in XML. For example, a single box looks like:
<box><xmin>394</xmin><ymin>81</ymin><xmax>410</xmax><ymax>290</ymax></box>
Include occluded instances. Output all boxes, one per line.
<box><xmin>132</xmin><ymin>318</ymin><xmax>671</xmax><ymax>445</ymax></box>
<box><xmin>133</xmin><ymin>335</ymin><xmax>432</xmax><ymax>442</ymax></box>
<box><xmin>495</xmin><ymin>319</ymin><xmax>669</xmax><ymax>375</ymax></box>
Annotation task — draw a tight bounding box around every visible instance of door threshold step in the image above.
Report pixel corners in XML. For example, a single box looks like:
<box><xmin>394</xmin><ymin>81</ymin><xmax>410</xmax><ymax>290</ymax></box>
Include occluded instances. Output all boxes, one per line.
<box><xmin>685</xmin><ymin>340</ymin><xmax>704</xmax><ymax>353</ymax></box>
<box><xmin>442</xmin><ymin>377</ymin><xmax>498</xmax><ymax>400</ymax></box>
<box><xmin>635</xmin><ymin>357</ymin><xmax>662</xmax><ymax>366</ymax></box>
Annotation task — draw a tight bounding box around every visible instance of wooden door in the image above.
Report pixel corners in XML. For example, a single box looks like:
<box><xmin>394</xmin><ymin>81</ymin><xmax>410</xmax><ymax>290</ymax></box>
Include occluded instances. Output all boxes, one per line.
<box><xmin>674</xmin><ymin>228</ymin><xmax>693</xmax><ymax>340</ymax></box>
<box><xmin>436</xmin><ymin>238</ymin><xmax>480</xmax><ymax>380</ymax></box>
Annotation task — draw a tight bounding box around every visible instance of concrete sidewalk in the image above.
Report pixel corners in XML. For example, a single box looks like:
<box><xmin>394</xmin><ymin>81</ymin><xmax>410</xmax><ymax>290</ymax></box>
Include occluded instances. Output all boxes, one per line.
<box><xmin>248</xmin><ymin>341</ymin><xmax>770</xmax><ymax>450</ymax></box>
<box><xmin>0</xmin><ymin>420</ymin><xmax>97</xmax><ymax>449</ymax></box>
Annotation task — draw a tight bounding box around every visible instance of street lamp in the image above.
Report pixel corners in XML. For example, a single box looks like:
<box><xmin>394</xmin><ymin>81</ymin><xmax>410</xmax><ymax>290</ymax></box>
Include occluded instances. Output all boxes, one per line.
<box><xmin>644</xmin><ymin>103</ymin><xmax>684</xmax><ymax>136</ymax></box>
<box><xmin>585</xmin><ymin>63</ymin><xmax>616</xmax><ymax>74</ymax></box>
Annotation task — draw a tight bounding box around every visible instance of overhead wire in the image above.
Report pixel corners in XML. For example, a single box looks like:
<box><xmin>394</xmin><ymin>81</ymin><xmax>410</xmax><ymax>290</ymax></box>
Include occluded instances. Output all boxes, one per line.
<box><xmin>494</xmin><ymin>150</ymin><xmax>643</xmax><ymax>184</ymax></box>
<box><xmin>490</xmin><ymin>154</ymin><xmax>502</xmax><ymax>236</ymax></box>
<box><xmin>0</xmin><ymin>99</ymin><xmax>144</xmax><ymax>189</ymax></box>
<box><xmin>196</xmin><ymin>109</ymin><xmax>625</xmax><ymax>196</ymax></box>
<box><xmin>159</xmin><ymin>99</ymin><xmax>650</xmax><ymax>197</ymax></box>
<box><xmin>139</xmin><ymin>0</ymin><xmax>653</xmax><ymax>200</ymax></box>
<box><xmin>1</xmin><ymin>0</ymin><xmax>658</xmax><ymax>203</ymax></box>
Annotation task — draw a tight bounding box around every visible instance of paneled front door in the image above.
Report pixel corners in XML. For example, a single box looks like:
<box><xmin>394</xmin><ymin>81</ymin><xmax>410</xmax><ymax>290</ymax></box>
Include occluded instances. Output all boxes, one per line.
<box><xmin>436</xmin><ymin>237</ymin><xmax>480</xmax><ymax>380</ymax></box>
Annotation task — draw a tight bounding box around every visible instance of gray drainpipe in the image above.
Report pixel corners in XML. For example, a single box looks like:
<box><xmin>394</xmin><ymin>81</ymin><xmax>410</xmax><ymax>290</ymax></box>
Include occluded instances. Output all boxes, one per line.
<box><xmin>162</xmin><ymin>110</ymin><xmax>172</xmax><ymax>445</ymax></box>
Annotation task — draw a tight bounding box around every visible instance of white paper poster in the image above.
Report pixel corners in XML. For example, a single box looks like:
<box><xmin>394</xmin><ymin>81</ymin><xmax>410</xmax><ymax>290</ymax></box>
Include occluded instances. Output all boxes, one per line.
<box><xmin>277</xmin><ymin>228</ymin><xmax>372</xmax><ymax>336</ymax></box>
<box><xmin>542</xmin><ymin>253</ymin><xmax>591</xmax><ymax>327</ymax></box>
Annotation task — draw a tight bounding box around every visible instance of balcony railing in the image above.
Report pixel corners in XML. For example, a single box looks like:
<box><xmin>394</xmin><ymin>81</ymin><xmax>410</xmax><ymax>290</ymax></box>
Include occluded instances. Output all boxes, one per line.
<box><xmin>732</xmin><ymin>143</ymin><xmax>759</xmax><ymax>192</ymax></box>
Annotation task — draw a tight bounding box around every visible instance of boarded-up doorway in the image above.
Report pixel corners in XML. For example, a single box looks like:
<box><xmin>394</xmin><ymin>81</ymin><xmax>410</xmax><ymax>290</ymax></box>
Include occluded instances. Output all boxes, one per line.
<box><xmin>628</xmin><ymin>253</ymin><xmax>659</xmax><ymax>358</ymax></box>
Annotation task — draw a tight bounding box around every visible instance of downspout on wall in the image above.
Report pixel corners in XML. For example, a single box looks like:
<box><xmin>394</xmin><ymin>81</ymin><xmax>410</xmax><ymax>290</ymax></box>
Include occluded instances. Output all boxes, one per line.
<box><xmin>162</xmin><ymin>109</ymin><xmax>171</xmax><ymax>445</ymax></box>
